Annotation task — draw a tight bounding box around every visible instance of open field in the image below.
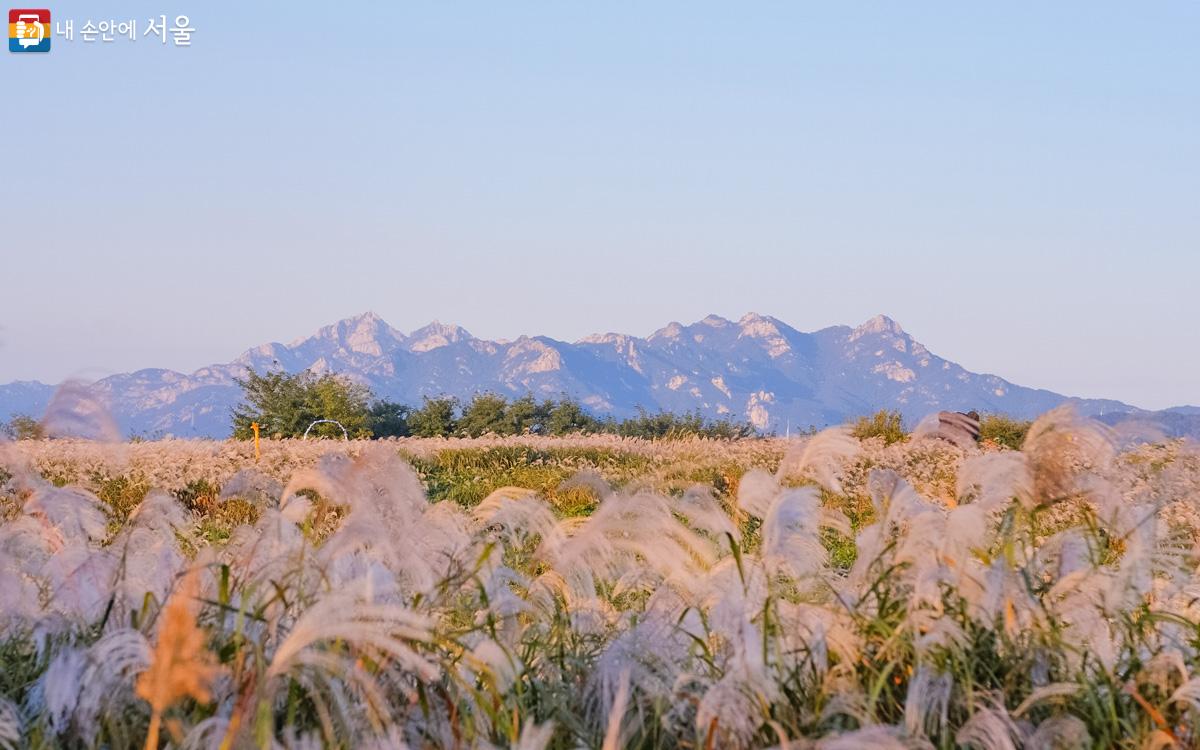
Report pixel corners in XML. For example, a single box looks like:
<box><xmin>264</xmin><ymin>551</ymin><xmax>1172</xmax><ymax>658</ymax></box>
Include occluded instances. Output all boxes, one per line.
<box><xmin>2</xmin><ymin>408</ymin><xmax>1200</xmax><ymax>748</ymax></box>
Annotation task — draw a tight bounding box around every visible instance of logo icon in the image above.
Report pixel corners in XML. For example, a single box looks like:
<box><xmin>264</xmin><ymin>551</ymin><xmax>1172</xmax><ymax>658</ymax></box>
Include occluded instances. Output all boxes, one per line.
<box><xmin>9</xmin><ymin>8</ymin><xmax>50</xmax><ymax>52</ymax></box>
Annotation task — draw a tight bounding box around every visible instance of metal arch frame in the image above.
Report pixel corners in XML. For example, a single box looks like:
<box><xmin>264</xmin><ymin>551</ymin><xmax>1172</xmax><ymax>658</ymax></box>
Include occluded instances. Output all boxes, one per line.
<box><xmin>302</xmin><ymin>419</ymin><xmax>350</xmax><ymax>441</ymax></box>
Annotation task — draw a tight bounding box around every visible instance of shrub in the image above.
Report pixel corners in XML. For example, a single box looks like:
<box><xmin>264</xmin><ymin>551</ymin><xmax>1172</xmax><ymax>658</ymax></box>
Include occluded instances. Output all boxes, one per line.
<box><xmin>174</xmin><ymin>478</ymin><xmax>220</xmax><ymax>514</ymax></box>
<box><xmin>850</xmin><ymin>409</ymin><xmax>907</xmax><ymax>444</ymax></box>
<box><xmin>96</xmin><ymin>473</ymin><xmax>151</xmax><ymax>523</ymax></box>
<box><xmin>979</xmin><ymin>413</ymin><xmax>1032</xmax><ymax>450</ymax></box>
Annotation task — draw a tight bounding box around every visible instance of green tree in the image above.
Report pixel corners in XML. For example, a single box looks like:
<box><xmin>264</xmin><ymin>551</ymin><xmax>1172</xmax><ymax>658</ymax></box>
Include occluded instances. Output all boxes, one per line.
<box><xmin>368</xmin><ymin>400</ymin><xmax>411</xmax><ymax>438</ymax></box>
<box><xmin>543</xmin><ymin>398</ymin><xmax>600</xmax><ymax>435</ymax></box>
<box><xmin>409</xmin><ymin>397</ymin><xmax>458</xmax><ymax>437</ymax></box>
<box><xmin>307</xmin><ymin>374</ymin><xmax>373</xmax><ymax>438</ymax></box>
<box><xmin>231</xmin><ymin>370</ymin><xmax>372</xmax><ymax>439</ymax></box>
<box><xmin>506</xmin><ymin>394</ymin><xmax>548</xmax><ymax>435</ymax></box>
<box><xmin>2</xmin><ymin>414</ymin><xmax>44</xmax><ymax>440</ymax></box>
<box><xmin>458</xmin><ymin>393</ymin><xmax>512</xmax><ymax>437</ymax></box>
<box><xmin>613</xmin><ymin>407</ymin><xmax>754</xmax><ymax>440</ymax></box>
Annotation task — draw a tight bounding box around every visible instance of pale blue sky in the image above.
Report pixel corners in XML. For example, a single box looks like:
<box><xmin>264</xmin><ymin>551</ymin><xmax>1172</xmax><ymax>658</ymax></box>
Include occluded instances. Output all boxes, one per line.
<box><xmin>2</xmin><ymin>2</ymin><xmax>1197</xmax><ymax>408</ymax></box>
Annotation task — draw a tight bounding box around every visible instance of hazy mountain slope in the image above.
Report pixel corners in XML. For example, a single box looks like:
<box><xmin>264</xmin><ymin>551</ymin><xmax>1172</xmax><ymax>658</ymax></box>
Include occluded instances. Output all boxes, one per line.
<box><xmin>0</xmin><ymin>311</ymin><xmax>1191</xmax><ymax>438</ymax></box>
<box><xmin>0</xmin><ymin>381</ymin><xmax>56</xmax><ymax>427</ymax></box>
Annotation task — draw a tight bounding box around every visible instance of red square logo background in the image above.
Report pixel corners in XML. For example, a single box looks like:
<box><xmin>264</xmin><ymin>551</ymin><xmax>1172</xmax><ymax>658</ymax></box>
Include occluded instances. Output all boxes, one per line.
<box><xmin>9</xmin><ymin>8</ymin><xmax>50</xmax><ymax>24</ymax></box>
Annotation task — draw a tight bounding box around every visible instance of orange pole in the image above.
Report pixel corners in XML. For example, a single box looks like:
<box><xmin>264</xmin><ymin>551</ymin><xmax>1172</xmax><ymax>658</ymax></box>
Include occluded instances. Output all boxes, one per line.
<box><xmin>251</xmin><ymin>421</ymin><xmax>261</xmax><ymax>462</ymax></box>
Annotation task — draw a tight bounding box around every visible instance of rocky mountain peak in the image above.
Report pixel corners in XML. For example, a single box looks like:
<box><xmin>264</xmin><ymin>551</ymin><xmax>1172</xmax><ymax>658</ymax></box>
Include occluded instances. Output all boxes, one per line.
<box><xmin>850</xmin><ymin>314</ymin><xmax>906</xmax><ymax>339</ymax></box>
<box><xmin>408</xmin><ymin>321</ymin><xmax>473</xmax><ymax>353</ymax></box>
<box><xmin>2</xmin><ymin>311</ymin><xmax>1188</xmax><ymax>440</ymax></box>
<box><xmin>290</xmin><ymin>311</ymin><xmax>405</xmax><ymax>350</ymax></box>
<box><xmin>649</xmin><ymin>322</ymin><xmax>685</xmax><ymax>340</ymax></box>
<box><xmin>737</xmin><ymin>312</ymin><xmax>779</xmax><ymax>332</ymax></box>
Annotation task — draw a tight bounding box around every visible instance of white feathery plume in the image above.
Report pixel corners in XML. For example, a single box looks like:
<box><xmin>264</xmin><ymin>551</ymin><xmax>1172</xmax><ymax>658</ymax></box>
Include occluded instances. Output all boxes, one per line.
<box><xmin>814</xmin><ymin>725</ymin><xmax>923</xmax><ymax>749</ymax></box>
<box><xmin>761</xmin><ymin>485</ymin><xmax>828</xmax><ymax>582</ymax></box>
<box><xmin>74</xmin><ymin>628</ymin><xmax>153</xmax><ymax>741</ymax></box>
<box><xmin>0</xmin><ymin>515</ymin><xmax>57</xmax><ymax>570</ymax></box>
<box><xmin>231</xmin><ymin>497</ymin><xmax>309</xmax><ymax>561</ymax></box>
<box><xmin>266</xmin><ymin>580</ymin><xmax>437</xmax><ymax>685</ymax></box>
<box><xmin>977</xmin><ymin>557</ymin><xmax>1039</xmax><ymax>641</ymax></box>
<box><xmin>473</xmin><ymin>486</ymin><xmax>561</xmax><ymax>549</ymax></box>
<box><xmin>179</xmin><ymin>716</ymin><xmax>233</xmax><ymax>750</ymax></box>
<box><xmin>320</xmin><ymin>511</ymin><xmax>453</xmax><ymax>597</ymax></box>
<box><xmin>219</xmin><ymin>468</ymin><xmax>283</xmax><ymax>507</ymax></box>
<box><xmin>904</xmin><ymin>665</ymin><xmax>952</xmax><ymax>737</ymax></box>
<box><xmin>22</xmin><ymin>484</ymin><xmax>109</xmax><ymax>546</ymax></box>
<box><xmin>738</xmin><ymin>469</ymin><xmax>780</xmax><ymax>520</ymax></box>
<box><xmin>1170</xmin><ymin>676</ymin><xmax>1200</xmax><ymax>715</ymax></box>
<box><xmin>39</xmin><ymin>380</ymin><xmax>123</xmax><ymax>443</ymax></box>
<box><xmin>559</xmin><ymin>469</ymin><xmax>612</xmax><ymax>499</ymax></box>
<box><xmin>0</xmin><ymin>561</ymin><xmax>40</xmax><ymax>633</ymax></box>
<box><xmin>776</xmin><ymin>426</ymin><xmax>860</xmax><ymax>494</ymax></box>
<box><xmin>912</xmin><ymin>612</ymin><xmax>969</xmax><ymax>655</ymax></box>
<box><xmin>113</xmin><ymin>525</ymin><xmax>187</xmax><ymax>612</ymax></box>
<box><xmin>311</xmin><ymin>450</ymin><xmax>473</xmax><ymax>596</ymax></box>
<box><xmin>955</xmin><ymin>700</ymin><xmax>1024</xmax><ymax>750</ymax></box>
<box><xmin>0</xmin><ymin>697</ymin><xmax>22</xmax><ymax>750</ymax></box>
<box><xmin>1139</xmin><ymin>650</ymin><xmax>1190</xmax><ymax>694</ymax></box>
<box><xmin>1012</xmin><ymin>683</ymin><xmax>1081</xmax><ymax>718</ymax></box>
<box><xmin>1026</xmin><ymin>715</ymin><xmax>1090</xmax><ymax>750</ymax></box>
<box><xmin>695</xmin><ymin>672</ymin><xmax>767</xmax><ymax>749</ymax></box>
<box><xmin>701</xmin><ymin>556</ymin><xmax>768</xmax><ymax>640</ymax></box>
<box><xmin>513</xmin><ymin>721</ymin><xmax>555</xmax><ymax>750</ymax></box>
<box><xmin>356</xmin><ymin>727</ymin><xmax>414</xmax><ymax>750</ymax></box>
<box><xmin>601</xmin><ymin>668</ymin><xmax>630</xmax><ymax>750</ymax></box>
<box><xmin>41</xmin><ymin>545</ymin><xmax>118</xmax><ymax>623</ymax></box>
<box><xmin>695</xmin><ymin>603</ymin><xmax>778</xmax><ymax>748</ymax></box>
<box><xmin>546</xmin><ymin>490</ymin><xmax>714</xmax><ymax>603</ymax></box>
<box><xmin>588</xmin><ymin>608</ymin><xmax>689</xmax><ymax>725</ymax></box>
<box><xmin>677</xmin><ymin>484</ymin><xmax>738</xmax><ymax>546</ymax></box>
<box><xmin>869</xmin><ymin>469</ymin><xmax>931</xmax><ymax>531</ymax></box>
<box><xmin>280</xmin><ymin>447</ymin><xmax>428</xmax><ymax>523</ymax></box>
<box><xmin>956</xmin><ymin>452</ymin><xmax>1032</xmax><ymax>511</ymax></box>
<box><xmin>940</xmin><ymin>503</ymin><xmax>990</xmax><ymax>570</ymax></box>
<box><xmin>128</xmin><ymin>489</ymin><xmax>191</xmax><ymax>533</ymax></box>
<box><xmin>30</xmin><ymin>646</ymin><xmax>86</xmax><ymax>735</ymax></box>
<box><xmin>465</xmin><ymin>637</ymin><xmax>523</xmax><ymax>693</ymax></box>
<box><xmin>1022</xmin><ymin>406</ymin><xmax>1115</xmax><ymax>504</ymax></box>
<box><xmin>775</xmin><ymin>600</ymin><xmax>861</xmax><ymax>677</ymax></box>
<box><xmin>892</xmin><ymin>505</ymin><xmax>946</xmax><ymax>603</ymax></box>
<box><xmin>1053</xmin><ymin>572</ymin><xmax>1121</xmax><ymax>671</ymax></box>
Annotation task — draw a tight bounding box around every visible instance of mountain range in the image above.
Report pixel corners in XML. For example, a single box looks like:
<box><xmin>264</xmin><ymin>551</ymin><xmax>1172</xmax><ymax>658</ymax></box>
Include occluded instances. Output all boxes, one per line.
<box><xmin>1</xmin><ymin>312</ymin><xmax>1195</xmax><ymax>439</ymax></box>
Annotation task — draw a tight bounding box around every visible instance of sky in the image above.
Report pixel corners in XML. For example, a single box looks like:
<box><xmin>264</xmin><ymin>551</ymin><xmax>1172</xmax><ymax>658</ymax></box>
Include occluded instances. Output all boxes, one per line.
<box><xmin>2</xmin><ymin>2</ymin><xmax>1197</xmax><ymax>409</ymax></box>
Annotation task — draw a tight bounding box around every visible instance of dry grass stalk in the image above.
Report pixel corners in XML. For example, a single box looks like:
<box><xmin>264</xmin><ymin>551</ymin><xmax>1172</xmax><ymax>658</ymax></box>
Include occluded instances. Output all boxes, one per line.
<box><xmin>135</xmin><ymin>567</ymin><xmax>220</xmax><ymax>749</ymax></box>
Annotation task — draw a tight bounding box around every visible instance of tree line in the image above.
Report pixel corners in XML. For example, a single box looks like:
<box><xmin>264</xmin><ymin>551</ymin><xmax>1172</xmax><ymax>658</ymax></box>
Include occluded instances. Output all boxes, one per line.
<box><xmin>230</xmin><ymin>370</ymin><xmax>757</xmax><ymax>440</ymax></box>
<box><xmin>0</xmin><ymin>370</ymin><xmax>1033</xmax><ymax>446</ymax></box>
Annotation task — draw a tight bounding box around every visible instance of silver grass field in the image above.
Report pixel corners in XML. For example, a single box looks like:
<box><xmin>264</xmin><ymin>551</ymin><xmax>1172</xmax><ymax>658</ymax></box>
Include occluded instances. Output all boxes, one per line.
<box><xmin>2</xmin><ymin>408</ymin><xmax>1200</xmax><ymax>749</ymax></box>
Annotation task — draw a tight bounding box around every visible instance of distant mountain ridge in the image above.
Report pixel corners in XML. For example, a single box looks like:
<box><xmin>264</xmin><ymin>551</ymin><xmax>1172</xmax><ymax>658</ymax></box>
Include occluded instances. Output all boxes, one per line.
<box><xmin>1</xmin><ymin>312</ymin><xmax>1195</xmax><ymax>439</ymax></box>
